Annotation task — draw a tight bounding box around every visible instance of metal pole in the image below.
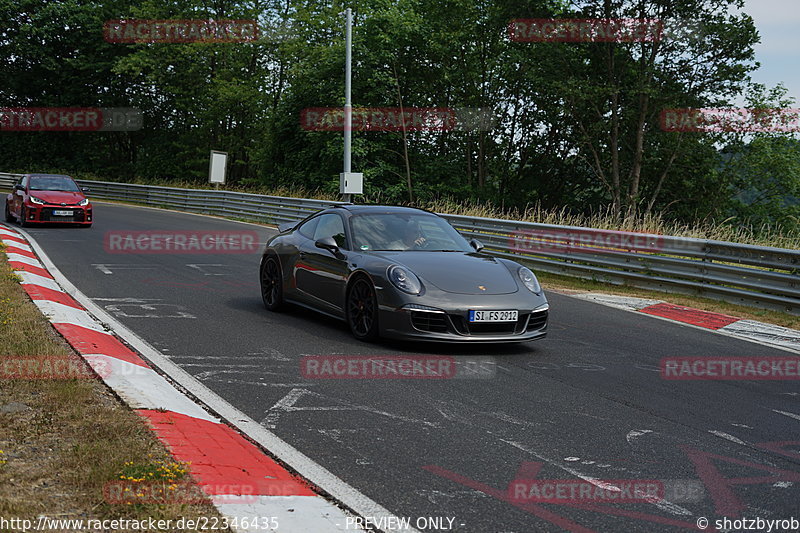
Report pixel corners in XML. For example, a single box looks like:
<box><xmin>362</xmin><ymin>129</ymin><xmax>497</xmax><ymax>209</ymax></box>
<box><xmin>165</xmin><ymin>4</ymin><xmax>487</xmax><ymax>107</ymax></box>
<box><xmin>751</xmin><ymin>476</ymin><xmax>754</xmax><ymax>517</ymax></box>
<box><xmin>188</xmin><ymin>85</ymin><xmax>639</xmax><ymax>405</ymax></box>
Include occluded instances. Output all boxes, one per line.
<box><xmin>343</xmin><ymin>7</ymin><xmax>352</xmax><ymax>203</ymax></box>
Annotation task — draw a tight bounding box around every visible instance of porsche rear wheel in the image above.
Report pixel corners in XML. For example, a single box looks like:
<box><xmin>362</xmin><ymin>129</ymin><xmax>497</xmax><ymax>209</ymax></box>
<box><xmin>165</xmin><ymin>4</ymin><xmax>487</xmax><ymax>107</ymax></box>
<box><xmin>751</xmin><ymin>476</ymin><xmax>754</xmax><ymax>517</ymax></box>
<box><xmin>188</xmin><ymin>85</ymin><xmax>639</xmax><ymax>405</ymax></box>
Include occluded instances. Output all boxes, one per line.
<box><xmin>4</xmin><ymin>203</ymin><xmax>13</xmax><ymax>223</ymax></box>
<box><xmin>260</xmin><ymin>256</ymin><xmax>284</xmax><ymax>311</ymax></box>
<box><xmin>347</xmin><ymin>277</ymin><xmax>379</xmax><ymax>341</ymax></box>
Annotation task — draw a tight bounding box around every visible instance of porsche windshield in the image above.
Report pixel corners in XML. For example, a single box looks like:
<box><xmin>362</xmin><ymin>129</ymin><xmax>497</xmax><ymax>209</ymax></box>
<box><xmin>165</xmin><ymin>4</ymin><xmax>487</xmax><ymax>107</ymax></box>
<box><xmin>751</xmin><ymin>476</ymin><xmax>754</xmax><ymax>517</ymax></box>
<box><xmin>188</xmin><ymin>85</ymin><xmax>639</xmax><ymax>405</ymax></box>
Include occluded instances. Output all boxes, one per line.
<box><xmin>29</xmin><ymin>176</ymin><xmax>80</xmax><ymax>192</ymax></box>
<box><xmin>350</xmin><ymin>213</ymin><xmax>472</xmax><ymax>252</ymax></box>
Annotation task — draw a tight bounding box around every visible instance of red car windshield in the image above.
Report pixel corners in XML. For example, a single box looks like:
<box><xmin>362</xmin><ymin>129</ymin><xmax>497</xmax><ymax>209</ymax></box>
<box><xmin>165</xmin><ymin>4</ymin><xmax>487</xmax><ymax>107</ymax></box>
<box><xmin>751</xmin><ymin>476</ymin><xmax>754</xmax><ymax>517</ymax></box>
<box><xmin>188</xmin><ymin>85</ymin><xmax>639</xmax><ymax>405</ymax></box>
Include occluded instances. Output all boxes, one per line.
<box><xmin>29</xmin><ymin>176</ymin><xmax>80</xmax><ymax>192</ymax></box>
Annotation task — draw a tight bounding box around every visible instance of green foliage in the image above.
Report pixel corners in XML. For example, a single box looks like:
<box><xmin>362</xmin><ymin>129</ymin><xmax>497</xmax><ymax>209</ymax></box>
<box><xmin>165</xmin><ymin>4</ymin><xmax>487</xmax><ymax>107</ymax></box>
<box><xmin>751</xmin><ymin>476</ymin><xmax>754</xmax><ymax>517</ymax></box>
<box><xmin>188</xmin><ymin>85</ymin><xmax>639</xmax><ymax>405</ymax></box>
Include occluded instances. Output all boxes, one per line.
<box><xmin>0</xmin><ymin>0</ymin><xmax>796</xmax><ymax>240</ymax></box>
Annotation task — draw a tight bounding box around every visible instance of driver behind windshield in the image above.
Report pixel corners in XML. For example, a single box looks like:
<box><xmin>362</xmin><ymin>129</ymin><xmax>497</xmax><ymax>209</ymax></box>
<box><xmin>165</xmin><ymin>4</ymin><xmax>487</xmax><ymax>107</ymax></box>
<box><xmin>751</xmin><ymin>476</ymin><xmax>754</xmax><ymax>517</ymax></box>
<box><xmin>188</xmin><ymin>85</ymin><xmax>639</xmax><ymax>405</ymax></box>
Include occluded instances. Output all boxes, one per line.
<box><xmin>387</xmin><ymin>220</ymin><xmax>427</xmax><ymax>250</ymax></box>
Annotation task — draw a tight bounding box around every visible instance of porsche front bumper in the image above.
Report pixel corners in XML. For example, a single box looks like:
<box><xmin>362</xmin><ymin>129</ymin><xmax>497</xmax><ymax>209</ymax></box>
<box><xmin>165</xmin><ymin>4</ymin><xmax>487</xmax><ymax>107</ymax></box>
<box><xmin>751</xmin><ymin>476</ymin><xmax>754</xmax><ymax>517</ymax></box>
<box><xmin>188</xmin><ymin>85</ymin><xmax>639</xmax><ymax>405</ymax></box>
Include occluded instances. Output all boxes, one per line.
<box><xmin>378</xmin><ymin>290</ymin><xmax>548</xmax><ymax>343</ymax></box>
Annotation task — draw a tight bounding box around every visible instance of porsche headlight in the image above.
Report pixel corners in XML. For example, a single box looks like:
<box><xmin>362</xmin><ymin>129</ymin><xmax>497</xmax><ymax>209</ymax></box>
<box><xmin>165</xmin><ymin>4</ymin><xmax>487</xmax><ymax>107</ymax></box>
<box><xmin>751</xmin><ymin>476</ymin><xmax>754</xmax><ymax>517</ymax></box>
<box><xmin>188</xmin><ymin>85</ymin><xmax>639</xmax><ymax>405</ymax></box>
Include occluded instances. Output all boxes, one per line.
<box><xmin>78</xmin><ymin>198</ymin><xmax>89</xmax><ymax>206</ymax></box>
<box><xmin>29</xmin><ymin>196</ymin><xmax>46</xmax><ymax>205</ymax></box>
<box><xmin>388</xmin><ymin>265</ymin><xmax>422</xmax><ymax>295</ymax></box>
<box><xmin>518</xmin><ymin>266</ymin><xmax>542</xmax><ymax>293</ymax></box>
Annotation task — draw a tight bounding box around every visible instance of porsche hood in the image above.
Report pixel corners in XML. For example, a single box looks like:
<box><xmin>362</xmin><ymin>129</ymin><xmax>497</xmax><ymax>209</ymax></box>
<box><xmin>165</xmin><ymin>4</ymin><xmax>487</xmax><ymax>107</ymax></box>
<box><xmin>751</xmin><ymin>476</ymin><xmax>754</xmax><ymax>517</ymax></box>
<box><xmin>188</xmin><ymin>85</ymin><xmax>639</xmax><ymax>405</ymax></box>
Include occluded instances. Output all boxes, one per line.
<box><xmin>375</xmin><ymin>251</ymin><xmax>519</xmax><ymax>295</ymax></box>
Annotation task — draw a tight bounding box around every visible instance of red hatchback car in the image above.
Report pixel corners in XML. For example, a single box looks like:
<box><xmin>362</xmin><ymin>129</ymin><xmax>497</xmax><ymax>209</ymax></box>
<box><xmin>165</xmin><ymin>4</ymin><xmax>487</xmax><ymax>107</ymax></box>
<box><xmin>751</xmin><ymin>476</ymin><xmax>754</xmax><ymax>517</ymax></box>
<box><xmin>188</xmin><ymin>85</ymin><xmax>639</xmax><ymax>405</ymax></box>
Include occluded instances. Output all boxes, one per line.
<box><xmin>5</xmin><ymin>174</ymin><xmax>92</xmax><ymax>227</ymax></box>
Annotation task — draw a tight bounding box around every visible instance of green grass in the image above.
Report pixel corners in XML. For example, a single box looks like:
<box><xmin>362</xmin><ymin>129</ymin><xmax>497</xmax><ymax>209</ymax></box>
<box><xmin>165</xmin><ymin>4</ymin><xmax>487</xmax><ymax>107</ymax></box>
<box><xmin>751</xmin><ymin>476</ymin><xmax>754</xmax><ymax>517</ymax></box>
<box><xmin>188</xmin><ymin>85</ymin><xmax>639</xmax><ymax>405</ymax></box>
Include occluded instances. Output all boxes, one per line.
<box><xmin>0</xmin><ymin>251</ymin><xmax>230</xmax><ymax>531</ymax></box>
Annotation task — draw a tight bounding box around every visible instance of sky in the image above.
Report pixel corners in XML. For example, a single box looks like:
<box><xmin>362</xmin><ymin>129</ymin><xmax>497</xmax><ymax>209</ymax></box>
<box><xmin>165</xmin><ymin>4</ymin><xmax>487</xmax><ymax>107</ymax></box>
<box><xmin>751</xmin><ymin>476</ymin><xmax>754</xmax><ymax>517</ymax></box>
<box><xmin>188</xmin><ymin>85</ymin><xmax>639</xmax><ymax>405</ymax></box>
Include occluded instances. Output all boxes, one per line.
<box><xmin>737</xmin><ymin>0</ymin><xmax>800</xmax><ymax>105</ymax></box>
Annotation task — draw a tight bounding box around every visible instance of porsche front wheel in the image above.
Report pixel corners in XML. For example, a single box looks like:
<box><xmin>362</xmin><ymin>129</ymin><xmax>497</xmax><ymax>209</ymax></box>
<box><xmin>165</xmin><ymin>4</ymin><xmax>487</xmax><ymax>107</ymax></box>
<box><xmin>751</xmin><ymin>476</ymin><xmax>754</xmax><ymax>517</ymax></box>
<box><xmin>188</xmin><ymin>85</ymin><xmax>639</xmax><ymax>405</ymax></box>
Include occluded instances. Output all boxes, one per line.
<box><xmin>347</xmin><ymin>277</ymin><xmax>379</xmax><ymax>341</ymax></box>
<box><xmin>260</xmin><ymin>256</ymin><xmax>284</xmax><ymax>311</ymax></box>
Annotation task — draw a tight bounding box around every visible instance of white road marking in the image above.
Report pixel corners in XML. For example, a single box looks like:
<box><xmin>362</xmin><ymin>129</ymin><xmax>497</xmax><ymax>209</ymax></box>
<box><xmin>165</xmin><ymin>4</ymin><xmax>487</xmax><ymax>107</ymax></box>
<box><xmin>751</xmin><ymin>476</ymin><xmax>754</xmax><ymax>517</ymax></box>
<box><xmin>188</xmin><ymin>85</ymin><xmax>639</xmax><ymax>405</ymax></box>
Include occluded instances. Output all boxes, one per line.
<box><xmin>501</xmin><ymin>440</ymin><xmax>621</xmax><ymax>491</ymax></box>
<box><xmin>261</xmin><ymin>388</ymin><xmax>438</xmax><ymax>429</ymax></box>
<box><xmin>413</xmin><ymin>489</ymin><xmax>488</xmax><ymax>505</ymax></box>
<box><xmin>708</xmin><ymin>430</ymin><xmax>748</xmax><ymax>445</ymax></box>
<box><xmin>193</xmin><ymin>369</ymin><xmax>273</xmax><ymax>380</ymax></box>
<box><xmin>92</xmin><ymin>263</ymin><xmax>156</xmax><ymax>275</ymax></box>
<box><xmin>626</xmin><ymin>429</ymin><xmax>654</xmax><ymax>443</ymax></box>
<box><xmin>177</xmin><ymin>363</ymin><xmax>263</xmax><ymax>369</ymax></box>
<box><xmin>488</xmin><ymin>411</ymin><xmax>542</xmax><ymax>428</ymax></box>
<box><xmin>101</xmin><ymin>302</ymin><xmax>196</xmax><ymax>319</ymax></box>
<box><xmin>500</xmin><ymin>440</ymin><xmax>693</xmax><ymax>517</ymax></box>
<box><xmin>168</xmin><ymin>354</ymin><xmax>276</xmax><ymax>360</ymax></box>
<box><xmin>93</xmin><ymin>297</ymin><xmax>163</xmax><ymax>302</ymax></box>
<box><xmin>773</xmin><ymin>409</ymin><xmax>800</xmax><ymax>422</ymax></box>
<box><xmin>210</xmin><ymin>379</ymin><xmax>317</xmax><ymax>388</ymax></box>
<box><xmin>318</xmin><ymin>429</ymin><xmax>373</xmax><ymax>465</ymax></box>
<box><xmin>186</xmin><ymin>263</ymin><xmax>227</xmax><ymax>276</ymax></box>
<box><xmin>249</xmin><ymin>348</ymin><xmax>291</xmax><ymax>361</ymax></box>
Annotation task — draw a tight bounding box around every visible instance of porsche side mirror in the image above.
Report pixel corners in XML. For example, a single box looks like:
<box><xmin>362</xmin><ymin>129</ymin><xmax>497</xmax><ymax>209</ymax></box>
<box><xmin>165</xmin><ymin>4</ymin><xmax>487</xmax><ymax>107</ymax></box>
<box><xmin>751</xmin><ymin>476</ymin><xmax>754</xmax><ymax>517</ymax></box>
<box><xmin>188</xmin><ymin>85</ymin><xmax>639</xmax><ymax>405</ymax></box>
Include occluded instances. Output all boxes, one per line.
<box><xmin>13</xmin><ymin>184</ymin><xmax>24</xmax><ymax>191</ymax></box>
<box><xmin>470</xmin><ymin>238</ymin><xmax>485</xmax><ymax>252</ymax></box>
<box><xmin>315</xmin><ymin>236</ymin><xmax>342</xmax><ymax>257</ymax></box>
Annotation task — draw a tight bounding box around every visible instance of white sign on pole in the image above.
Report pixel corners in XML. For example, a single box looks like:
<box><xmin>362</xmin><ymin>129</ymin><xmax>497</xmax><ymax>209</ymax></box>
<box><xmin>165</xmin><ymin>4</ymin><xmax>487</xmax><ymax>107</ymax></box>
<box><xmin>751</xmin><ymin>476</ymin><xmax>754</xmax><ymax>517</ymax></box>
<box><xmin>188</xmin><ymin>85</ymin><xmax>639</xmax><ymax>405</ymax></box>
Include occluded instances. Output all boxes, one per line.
<box><xmin>209</xmin><ymin>151</ymin><xmax>228</xmax><ymax>184</ymax></box>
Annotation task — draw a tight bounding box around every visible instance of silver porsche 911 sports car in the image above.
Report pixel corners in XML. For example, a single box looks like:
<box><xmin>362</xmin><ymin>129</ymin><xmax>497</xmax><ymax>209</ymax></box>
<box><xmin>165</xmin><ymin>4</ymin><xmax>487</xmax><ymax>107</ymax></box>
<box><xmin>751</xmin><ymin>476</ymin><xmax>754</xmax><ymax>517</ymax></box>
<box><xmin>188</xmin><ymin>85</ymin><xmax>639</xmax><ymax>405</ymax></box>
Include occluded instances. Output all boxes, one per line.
<box><xmin>259</xmin><ymin>205</ymin><xmax>548</xmax><ymax>342</ymax></box>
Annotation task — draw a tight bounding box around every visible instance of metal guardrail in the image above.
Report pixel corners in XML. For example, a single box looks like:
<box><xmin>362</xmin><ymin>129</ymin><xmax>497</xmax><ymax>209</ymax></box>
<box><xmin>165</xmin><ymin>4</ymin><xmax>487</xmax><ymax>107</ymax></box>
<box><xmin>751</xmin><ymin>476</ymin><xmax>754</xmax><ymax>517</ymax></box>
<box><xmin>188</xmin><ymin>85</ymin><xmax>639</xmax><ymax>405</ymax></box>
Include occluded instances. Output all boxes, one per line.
<box><xmin>1</xmin><ymin>172</ymin><xmax>798</xmax><ymax>315</ymax></box>
<box><xmin>0</xmin><ymin>173</ymin><xmax>23</xmax><ymax>188</ymax></box>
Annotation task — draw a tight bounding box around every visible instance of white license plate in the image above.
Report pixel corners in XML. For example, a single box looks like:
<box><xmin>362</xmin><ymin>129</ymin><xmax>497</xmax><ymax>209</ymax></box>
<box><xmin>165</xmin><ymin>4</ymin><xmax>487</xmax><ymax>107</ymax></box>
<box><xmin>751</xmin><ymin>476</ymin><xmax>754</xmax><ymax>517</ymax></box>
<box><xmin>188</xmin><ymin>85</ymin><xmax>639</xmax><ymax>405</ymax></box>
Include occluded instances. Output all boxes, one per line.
<box><xmin>52</xmin><ymin>210</ymin><xmax>73</xmax><ymax>216</ymax></box>
<box><xmin>469</xmin><ymin>310</ymin><xmax>518</xmax><ymax>323</ymax></box>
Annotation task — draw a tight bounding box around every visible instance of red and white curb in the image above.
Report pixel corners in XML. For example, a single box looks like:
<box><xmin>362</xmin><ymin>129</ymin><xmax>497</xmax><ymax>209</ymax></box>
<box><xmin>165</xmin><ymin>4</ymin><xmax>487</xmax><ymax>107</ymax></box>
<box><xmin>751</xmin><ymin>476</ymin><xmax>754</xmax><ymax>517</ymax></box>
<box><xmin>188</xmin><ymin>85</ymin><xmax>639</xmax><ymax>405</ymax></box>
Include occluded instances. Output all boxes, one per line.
<box><xmin>565</xmin><ymin>292</ymin><xmax>800</xmax><ymax>353</ymax></box>
<box><xmin>1</xmin><ymin>224</ymin><xmax>381</xmax><ymax>533</ymax></box>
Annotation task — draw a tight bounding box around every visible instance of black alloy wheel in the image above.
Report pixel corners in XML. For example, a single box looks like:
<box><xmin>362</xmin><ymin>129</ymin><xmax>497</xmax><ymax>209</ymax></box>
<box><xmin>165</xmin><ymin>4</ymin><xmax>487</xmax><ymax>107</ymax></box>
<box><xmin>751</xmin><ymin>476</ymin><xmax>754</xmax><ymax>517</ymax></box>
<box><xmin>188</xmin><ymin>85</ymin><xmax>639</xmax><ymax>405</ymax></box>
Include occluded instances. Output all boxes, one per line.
<box><xmin>347</xmin><ymin>277</ymin><xmax>379</xmax><ymax>341</ymax></box>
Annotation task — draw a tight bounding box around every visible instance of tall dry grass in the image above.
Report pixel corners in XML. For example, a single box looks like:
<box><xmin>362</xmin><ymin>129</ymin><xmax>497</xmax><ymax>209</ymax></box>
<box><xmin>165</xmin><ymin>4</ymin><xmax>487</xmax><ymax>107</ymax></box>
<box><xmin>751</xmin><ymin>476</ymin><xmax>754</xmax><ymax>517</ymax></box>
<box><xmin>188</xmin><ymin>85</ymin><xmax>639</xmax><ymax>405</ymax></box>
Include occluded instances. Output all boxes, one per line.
<box><xmin>40</xmin><ymin>172</ymin><xmax>800</xmax><ymax>250</ymax></box>
<box><xmin>424</xmin><ymin>198</ymin><xmax>800</xmax><ymax>250</ymax></box>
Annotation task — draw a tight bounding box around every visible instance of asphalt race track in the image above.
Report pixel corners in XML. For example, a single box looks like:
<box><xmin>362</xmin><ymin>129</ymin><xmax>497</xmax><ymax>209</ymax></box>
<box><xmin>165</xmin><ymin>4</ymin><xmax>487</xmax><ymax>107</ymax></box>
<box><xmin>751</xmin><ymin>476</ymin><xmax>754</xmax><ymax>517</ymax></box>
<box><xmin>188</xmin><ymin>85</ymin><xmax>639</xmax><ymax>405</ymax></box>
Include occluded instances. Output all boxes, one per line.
<box><xmin>17</xmin><ymin>202</ymin><xmax>800</xmax><ymax>533</ymax></box>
